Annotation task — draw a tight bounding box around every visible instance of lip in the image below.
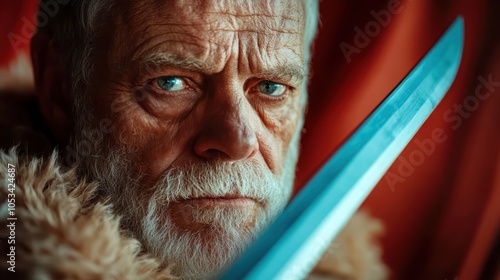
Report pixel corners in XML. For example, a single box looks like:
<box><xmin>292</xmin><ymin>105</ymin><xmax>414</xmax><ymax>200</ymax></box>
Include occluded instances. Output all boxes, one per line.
<box><xmin>180</xmin><ymin>196</ymin><xmax>257</xmax><ymax>207</ymax></box>
<box><xmin>189</xmin><ymin>194</ymin><xmax>249</xmax><ymax>200</ymax></box>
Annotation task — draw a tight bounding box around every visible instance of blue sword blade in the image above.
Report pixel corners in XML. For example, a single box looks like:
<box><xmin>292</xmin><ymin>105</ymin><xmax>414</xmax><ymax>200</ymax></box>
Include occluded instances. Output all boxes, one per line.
<box><xmin>220</xmin><ymin>17</ymin><xmax>464</xmax><ymax>280</ymax></box>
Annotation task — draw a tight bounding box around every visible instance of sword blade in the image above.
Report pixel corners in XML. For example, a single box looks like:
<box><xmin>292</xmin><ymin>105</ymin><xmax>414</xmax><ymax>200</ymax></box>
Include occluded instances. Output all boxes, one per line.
<box><xmin>220</xmin><ymin>17</ymin><xmax>464</xmax><ymax>280</ymax></box>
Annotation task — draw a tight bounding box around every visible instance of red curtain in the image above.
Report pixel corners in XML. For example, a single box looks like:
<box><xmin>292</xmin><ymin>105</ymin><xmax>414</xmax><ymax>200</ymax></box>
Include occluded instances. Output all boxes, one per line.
<box><xmin>0</xmin><ymin>2</ymin><xmax>37</xmax><ymax>66</ymax></box>
<box><xmin>296</xmin><ymin>0</ymin><xmax>500</xmax><ymax>279</ymax></box>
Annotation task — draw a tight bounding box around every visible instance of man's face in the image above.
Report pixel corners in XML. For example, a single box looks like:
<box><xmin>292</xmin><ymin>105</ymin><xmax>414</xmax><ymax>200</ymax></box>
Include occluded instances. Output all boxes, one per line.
<box><xmin>73</xmin><ymin>0</ymin><xmax>306</xmax><ymax>278</ymax></box>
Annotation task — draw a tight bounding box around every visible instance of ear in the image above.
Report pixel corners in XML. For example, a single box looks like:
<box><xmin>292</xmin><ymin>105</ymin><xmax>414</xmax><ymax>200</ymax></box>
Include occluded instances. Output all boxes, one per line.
<box><xmin>31</xmin><ymin>32</ymin><xmax>72</xmax><ymax>145</ymax></box>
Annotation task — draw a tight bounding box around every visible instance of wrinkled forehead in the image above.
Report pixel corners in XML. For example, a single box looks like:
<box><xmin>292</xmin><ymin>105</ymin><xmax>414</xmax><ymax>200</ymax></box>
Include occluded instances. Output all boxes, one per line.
<box><xmin>107</xmin><ymin>0</ymin><xmax>306</xmax><ymax>70</ymax></box>
<box><xmin>114</xmin><ymin>0</ymin><xmax>304</xmax><ymax>31</ymax></box>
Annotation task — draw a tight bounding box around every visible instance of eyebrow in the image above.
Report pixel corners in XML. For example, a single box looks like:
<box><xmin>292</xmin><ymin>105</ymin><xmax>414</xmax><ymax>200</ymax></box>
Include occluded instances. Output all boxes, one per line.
<box><xmin>136</xmin><ymin>52</ymin><xmax>306</xmax><ymax>83</ymax></box>
<box><xmin>258</xmin><ymin>63</ymin><xmax>306</xmax><ymax>83</ymax></box>
<box><xmin>140</xmin><ymin>53</ymin><xmax>207</xmax><ymax>72</ymax></box>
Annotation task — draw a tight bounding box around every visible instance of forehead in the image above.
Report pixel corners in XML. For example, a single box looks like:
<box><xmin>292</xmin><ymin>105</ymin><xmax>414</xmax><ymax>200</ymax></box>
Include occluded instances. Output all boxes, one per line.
<box><xmin>108</xmin><ymin>0</ymin><xmax>306</xmax><ymax>73</ymax></box>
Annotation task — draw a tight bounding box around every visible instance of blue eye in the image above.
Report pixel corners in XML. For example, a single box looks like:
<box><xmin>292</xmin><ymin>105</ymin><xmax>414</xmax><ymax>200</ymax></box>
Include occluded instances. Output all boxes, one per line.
<box><xmin>258</xmin><ymin>80</ymin><xmax>286</xmax><ymax>96</ymax></box>
<box><xmin>156</xmin><ymin>76</ymin><xmax>186</xmax><ymax>91</ymax></box>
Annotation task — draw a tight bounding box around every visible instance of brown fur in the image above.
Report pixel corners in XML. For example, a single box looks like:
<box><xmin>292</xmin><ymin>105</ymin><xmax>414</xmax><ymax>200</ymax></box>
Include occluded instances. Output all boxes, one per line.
<box><xmin>0</xmin><ymin>148</ymin><xmax>388</xmax><ymax>279</ymax></box>
<box><xmin>0</xmin><ymin>148</ymin><xmax>175</xmax><ymax>279</ymax></box>
<box><xmin>309</xmin><ymin>212</ymin><xmax>389</xmax><ymax>280</ymax></box>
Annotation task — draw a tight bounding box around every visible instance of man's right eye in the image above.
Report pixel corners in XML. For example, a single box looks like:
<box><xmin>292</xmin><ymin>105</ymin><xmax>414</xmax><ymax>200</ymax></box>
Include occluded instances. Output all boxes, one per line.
<box><xmin>156</xmin><ymin>76</ymin><xmax>187</xmax><ymax>91</ymax></box>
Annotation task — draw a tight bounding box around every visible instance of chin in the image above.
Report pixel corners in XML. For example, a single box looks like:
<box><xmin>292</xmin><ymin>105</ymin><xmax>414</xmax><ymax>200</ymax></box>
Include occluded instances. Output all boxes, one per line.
<box><xmin>137</xmin><ymin>198</ymin><xmax>271</xmax><ymax>279</ymax></box>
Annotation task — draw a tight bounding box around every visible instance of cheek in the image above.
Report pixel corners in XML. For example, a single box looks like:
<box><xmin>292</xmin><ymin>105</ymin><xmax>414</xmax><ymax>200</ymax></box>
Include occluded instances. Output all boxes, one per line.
<box><xmin>273</xmin><ymin>105</ymin><xmax>300</xmax><ymax>148</ymax></box>
<box><xmin>99</xmin><ymin>92</ymin><xmax>189</xmax><ymax>182</ymax></box>
<box><xmin>85</xmin><ymin>58</ymin><xmax>195</xmax><ymax>182</ymax></box>
<box><xmin>256</xmin><ymin>94</ymin><xmax>302</xmax><ymax>172</ymax></box>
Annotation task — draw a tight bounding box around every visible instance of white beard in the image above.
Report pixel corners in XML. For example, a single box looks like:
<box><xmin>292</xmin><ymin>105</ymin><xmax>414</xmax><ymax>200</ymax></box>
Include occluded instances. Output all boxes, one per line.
<box><xmin>140</xmin><ymin>160</ymin><xmax>286</xmax><ymax>279</ymax></box>
<box><xmin>72</xmin><ymin>124</ymin><xmax>300</xmax><ymax>279</ymax></box>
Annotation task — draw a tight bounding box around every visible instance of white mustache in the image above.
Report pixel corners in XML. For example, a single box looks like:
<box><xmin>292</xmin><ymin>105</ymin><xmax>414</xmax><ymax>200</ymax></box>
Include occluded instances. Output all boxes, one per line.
<box><xmin>150</xmin><ymin>160</ymin><xmax>283</xmax><ymax>205</ymax></box>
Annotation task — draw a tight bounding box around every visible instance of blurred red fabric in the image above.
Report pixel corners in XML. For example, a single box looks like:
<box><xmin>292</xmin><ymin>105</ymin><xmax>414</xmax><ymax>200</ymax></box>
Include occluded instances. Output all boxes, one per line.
<box><xmin>1</xmin><ymin>1</ymin><xmax>499</xmax><ymax>279</ymax></box>
<box><xmin>296</xmin><ymin>0</ymin><xmax>500</xmax><ymax>279</ymax></box>
<box><xmin>0</xmin><ymin>2</ymin><xmax>37</xmax><ymax>66</ymax></box>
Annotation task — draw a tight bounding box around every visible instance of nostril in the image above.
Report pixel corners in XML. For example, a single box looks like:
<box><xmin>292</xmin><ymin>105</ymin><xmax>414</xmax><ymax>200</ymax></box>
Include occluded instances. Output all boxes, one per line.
<box><xmin>193</xmin><ymin>110</ymin><xmax>259</xmax><ymax>161</ymax></box>
<box><xmin>203</xmin><ymin>149</ymin><xmax>229</xmax><ymax>160</ymax></box>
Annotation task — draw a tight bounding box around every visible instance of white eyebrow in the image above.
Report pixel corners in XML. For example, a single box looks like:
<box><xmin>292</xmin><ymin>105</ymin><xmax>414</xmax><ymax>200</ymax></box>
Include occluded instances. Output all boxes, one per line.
<box><xmin>138</xmin><ymin>52</ymin><xmax>306</xmax><ymax>82</ymax></box>
<box><xmin>140</xmin><ymin>53</ymin><xmax>208</xmax><ymax>72</ymax></box>
<box><xmin>258</xmin><ymin>63</ymin><xmax>306</xmax><ymax>83</ymax></box>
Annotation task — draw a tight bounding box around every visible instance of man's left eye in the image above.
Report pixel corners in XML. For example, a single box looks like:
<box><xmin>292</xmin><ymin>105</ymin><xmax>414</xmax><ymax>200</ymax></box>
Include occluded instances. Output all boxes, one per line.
<box><xmin>258</xmin><ymin>80</ymin><xmax>286</xmax><ymax>96</ymax></box>
<box><xmin>156</xmin><ymin>76</ymin><xmax>187</xmax><ymax>91</ymax></box>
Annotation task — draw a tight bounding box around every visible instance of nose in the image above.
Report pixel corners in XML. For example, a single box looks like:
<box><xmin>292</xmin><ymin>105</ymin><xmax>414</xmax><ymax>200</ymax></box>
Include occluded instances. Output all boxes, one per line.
<box><xmin>194</xmin><ymin>95</ymin><xmax>259</xmax><ymax>161</ymax></box>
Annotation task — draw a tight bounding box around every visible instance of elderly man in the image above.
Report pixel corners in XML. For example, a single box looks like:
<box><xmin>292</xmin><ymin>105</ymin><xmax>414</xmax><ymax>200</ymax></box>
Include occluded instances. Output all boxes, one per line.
<box><xmin>0</xmin><ymin>0</ymin><xmax>388</xmax><ymax>279</ymax></box>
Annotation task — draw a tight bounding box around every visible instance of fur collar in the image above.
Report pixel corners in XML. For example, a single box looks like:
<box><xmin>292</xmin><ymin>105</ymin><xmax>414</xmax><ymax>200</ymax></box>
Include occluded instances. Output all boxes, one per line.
<box><xmin>0</xmin><ymin>149</ymin><xmax>174</xmax><ymax>279</ymax></box>
<box><xmin>0</xmin><ymin>148</ymin><xmax>388</xmax><ymax>279</ymax></box>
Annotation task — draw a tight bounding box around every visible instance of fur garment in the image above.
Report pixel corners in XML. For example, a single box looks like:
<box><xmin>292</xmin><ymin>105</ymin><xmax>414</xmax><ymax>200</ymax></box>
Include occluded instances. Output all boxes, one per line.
<box><xmin>0</xmin><ymin>148</ymin><xmax>388</xmax><ymax>279</ymax></box>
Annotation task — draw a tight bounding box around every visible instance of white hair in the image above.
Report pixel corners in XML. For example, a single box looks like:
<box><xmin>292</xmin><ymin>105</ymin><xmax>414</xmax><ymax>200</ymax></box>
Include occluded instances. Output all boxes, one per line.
<box><xmin>302</xmin><ymin>0</ymin><xmax>320</xmax><ymax>109</ymax></box>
